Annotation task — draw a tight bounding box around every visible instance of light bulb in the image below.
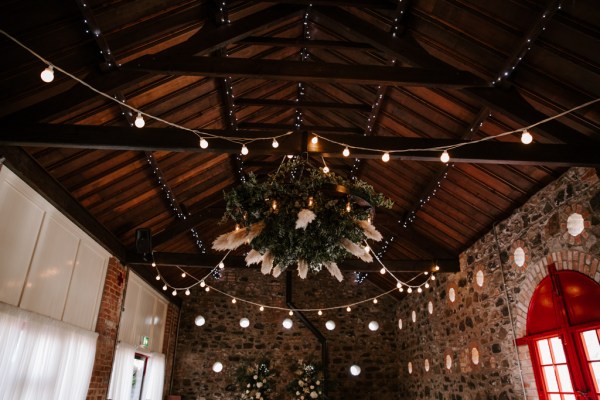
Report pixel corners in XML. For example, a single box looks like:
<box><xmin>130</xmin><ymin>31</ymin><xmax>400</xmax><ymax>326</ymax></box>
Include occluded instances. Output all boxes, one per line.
<box><xmin>396</xmin><ymin>282</ymin><xmax>402</xmax><ymax>289</ymax></box>
<box><xmin>200</xmin><ymin>138</ymin><xmax>209</xmax><ymax>149</ymax></box>
<box><xmin>350</xmin><ymin>365</ymin><xmax>361</xmax><ymax>376</ymax></box>
<box><xmin>431</xmin><ymin>275</ymin><xmax>436</xmax><ymax>281</ymax></box>
<box><xmin>212</xmin><ymin>361</ymin><xmax>223</xmax><ymax>373</ymax></box>
<box><xmin>368</xmin><ymin>321</ymin><xmax>380</xmax><ymax>331</ymax></box>
<box><xmin>40</xmin><ymin>66</ymin><xmax>54</xmax><ymax>83</ymax></box>
<box><xmin>152</xmin><ymin>261</ymin><xmax>156</xmax><ymax>267</ymax></box>
<box><xmin>134</xmin><ymin>112</ymin><xmax>145</xmax><ymax>128</ymax></box>
<box><xmin>194</xmin><ymin>315</ymin><xmax>205</xmax><ymax>326</ymax></box>
<box><xmin>172</xmin><ymin>289</ymin><xmax>177</xmax><ymax>296</ymax></box>
<box><xmin>241</xmin><ymin>145</ymin><xmax>249</xmax><ymax>155</ymax></box>
<box><xmin>272</xmin><ymin>138</ymin><xmax>279</xmax><ymax>148</ymax></box>
<box><xmin>282</xmin><ymin>318</ymin><xmax>293</xmax><ymax>329</ymax></box>
<box><xmin>325</xmin><ymin>320</ymin><xmax>336</xmax><ymax>330</ymax></box>
<box><xmin>364</xmin><ymin>245</ymin><xmax>370</xmax><ymax>253</ymax></box>
<box><xmin>346</xmin><ymin>202</ymin><xmax>351</xmax><ymax>212</ymax></box>
<box><xmin>287</xmin><ymin>154</ymin><xmax>294</xmax><ymax>159</ymax></box>
<box><xmin>346</xmin><ymin>306</ymin><xmax>351</xmax><ymax>312</ymax></box>
<box><xmin>373</xmin><ymin>298</ymin><xmax>378</xmax><ymax>304</ymax></box>
<box><xmin>185</xmin><ymin>289</ymin><xmax>191</xmax><ymax>296</ymax></box>
<box><xmin>399</xmin><ymin>287</ymin><xmax>404</xmax><ymax>293</ymax></box>
<box><xmin>440</xmin><ymin>150</ymin><xmax>450</xmax><ymax>163</ymax></box>
<box><xmin>318</xmin><ymin>310</ymin><xmax>323</xmax><ymax>316</ymax></box>
<box><xmin>435</xmin><ymin>265</ymin><xmax>440</xmax><ymax>271</ymax></box>
<box><xmin>155</xmin><ymin>274</ymin><xmax>160</xmax><ymax>280</ymax></box>
<box><xmin>417</xmin><ymin>287</ymin><xmax>423</xmax><ymax>293</ymax></box>
<box><xmin>162</xmin><ymin>284</ymin><xmax>167</xmax><ymax>291</ymax></box>
<box><xmin>289</xmin><ymin>310</ymin><xmax>294</xmax><ymax>316</ymax></box>
<box><xmin>218</xmin><ymin>262</ymin><xmax>225</xmax><ymax>269</ymax></box>
<box><xmin>342</xmin><ymin>147</ymin><xmax>350</xmax><ymax>157</ymax></box>
<box><xmin>205</xmin><ymin>286</ymin><xmax>210</xmax><ymax>292</ymax></box>
<box><xmin>311</xmin><ymin>136</ymin><xmax>319</xmax><ymax>144</ymax></box>
<box><xmin>259</xmin><ymin>306</ymin><xmax>264</xmax><ymax>312</ymax></box>
<box><xmin>382</xmin><ymin>152</ymin><xmax>390</xmax><ymax>162</ymax></box>
<box><xmin>232</xmin><ymin>298</ymin><xmax>237</xmax><ymax>304</ymax></box>
<box><xmin>521</xmin><ymin>129</ymin><xmax>533</xmax><ymax>144</ymax></box>
<box><xmin>407</xmin><ymin>287</ymin><xmax>413</xmax><ymax>293</ymax></box>
<box><xmin>380</xmin><ymin>267</ymin><xmax>386</xmax><ymax>275</ymax></box>
<box><xmin>240</xmin><ymin>318</ymin><xmax>250</xmax><ymax>328</ymax></box>
<box><xmin>425</xmin><ymin>283</ymin><xmax>430</xmax><ymax>289</ymax></box>
<box><xmin>181</xmin><ymin>272</ymin><xmax>187</xmax><ymax>278</ymax></box>
<box><xmin>200</xmin><ymin>281</ymin><xmax>206</xmax><ymax>287</ymax></box>
<box><xmin>323</xmin><ymin>166</ymin><xmax>330</xmax><ymax>174</ymax></box>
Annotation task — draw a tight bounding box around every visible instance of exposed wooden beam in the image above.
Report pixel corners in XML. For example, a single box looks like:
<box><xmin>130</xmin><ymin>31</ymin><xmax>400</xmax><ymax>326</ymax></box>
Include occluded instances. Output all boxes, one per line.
<box><xmin>238</xmin><ymin>122</ymin><xmax>363</xmax><ymax>134</ymax></box>
<box><xmin>235</xmin><ymin>98</ymin><xmax>372</xmax><ymax>112</ymax></box>
<box><xmin>260</xmin><ymin>0</ymin><xmax>397</xmax><ymax>9</ymax></box>
<box><xmin>0</xmin><ymin>146</ymin><xmax>127</xmax><ymax>260</ymax></box>
<box><xmin>239</xmin><ymin>37</ymin><xmax>375</xmax><ymax>50</ymax></box>
<box><xmin>129</xmin><ymin>57</ymin><xmax>487</xmax><ymax>88</ymax></box>
<box><xmin>2</xmin><ymin>124</ymin><xmax>599</xmax><ymax>166</ymax></box>
<box><xmin>312</xmin><ymin>6</ymin><xmax>598</xmax><ymax>147</ymax></box>
<box><xmin>126</xmin><ymin>252</ymin><xmax>460</xmax><ymax>273</ymax></box>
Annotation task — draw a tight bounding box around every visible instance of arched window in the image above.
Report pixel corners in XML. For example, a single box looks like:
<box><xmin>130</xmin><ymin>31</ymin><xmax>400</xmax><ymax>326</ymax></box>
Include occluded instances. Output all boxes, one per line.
<box><xmin>517</xmin><ymin>264</ymin><xmax>600</xmax><ymax>399</ymax></box>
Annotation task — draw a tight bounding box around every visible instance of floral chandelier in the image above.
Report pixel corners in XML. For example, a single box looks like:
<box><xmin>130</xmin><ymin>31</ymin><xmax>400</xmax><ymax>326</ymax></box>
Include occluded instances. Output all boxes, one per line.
<box><xmin>212</xmin><ymin>158</ymin><xmax>393</xmax><ymax>281</ymax></box>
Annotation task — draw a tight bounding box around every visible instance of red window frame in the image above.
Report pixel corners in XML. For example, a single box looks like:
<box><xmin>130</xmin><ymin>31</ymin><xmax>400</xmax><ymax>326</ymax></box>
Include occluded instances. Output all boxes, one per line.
<box><xmin>516</xmin><ymin>264</ymin><xmax>600</xmax><ymax>400</ymax></box>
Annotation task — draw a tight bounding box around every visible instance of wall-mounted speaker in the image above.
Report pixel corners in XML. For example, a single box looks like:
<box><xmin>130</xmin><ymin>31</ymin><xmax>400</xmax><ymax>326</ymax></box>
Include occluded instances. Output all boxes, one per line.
<box><xmin>135</xmin><ymin>228</ymin><xmax>152</xmax><ymax>255</ymax></box>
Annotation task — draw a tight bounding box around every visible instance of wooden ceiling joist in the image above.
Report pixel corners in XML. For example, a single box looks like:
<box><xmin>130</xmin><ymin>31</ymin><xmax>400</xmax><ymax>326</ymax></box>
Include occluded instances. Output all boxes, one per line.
<box><xmin>2</xmin><ymin>124</ymin><xmax>599</xmax><ymax>167</ymax></box>
<box><xmin>235</xmin><ymin>98</ymin><xmax>372</xmax><ymax>112</ymax></box>
<box><xmin>129</xmin><ymin>56</ymin><xmax>487</xmax><ymax>88</ymax></box>
<box><xmin>238</xmin><ymin>37</ymin><xmax>375</xmax><ymax>50</ymax></box>
<box><xmin>126</xmin><ymin>252</ymin><xmax>459</xmax><ymax>273</ymax></box>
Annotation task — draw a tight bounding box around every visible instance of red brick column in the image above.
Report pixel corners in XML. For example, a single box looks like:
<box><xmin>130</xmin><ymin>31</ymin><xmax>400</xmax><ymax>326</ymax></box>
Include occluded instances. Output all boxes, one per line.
<box><xmin>162</xmin><ymin>301</ymin><xmax>180</xmax><ymax>398</ymax></box>
<box><xmin>87</xmin><ymin>258</ymin><xmax>127</xmax><ymax>400</ymax></box>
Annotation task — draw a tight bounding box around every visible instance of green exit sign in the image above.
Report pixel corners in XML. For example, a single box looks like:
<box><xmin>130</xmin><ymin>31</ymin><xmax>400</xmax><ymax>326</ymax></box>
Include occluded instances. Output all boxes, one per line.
<box><xmin>141</xmin><ymin>336</ymin><xmax>150</xmax><ymax>348</ymax></box>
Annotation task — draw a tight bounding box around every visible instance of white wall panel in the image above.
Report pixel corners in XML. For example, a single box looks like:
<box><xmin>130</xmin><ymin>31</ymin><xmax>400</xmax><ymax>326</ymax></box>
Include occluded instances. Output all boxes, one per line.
<box><xmin>119</xmin><ymin>277</ymin><xmax>141</xmax><ymax>345</ymax></box>
<box><xmin>0</xmin><ymin>175</ymin><xmax>44</xmax><ymax>305</ymax></box>
<box><xmin>62</xmin><ymin>242</ymin><xmax>108</xmax><ymax>330</ymax></box>
<box><xmin>20</xmin><ymin>215</ymin><xmax>80</xmax><ymax>320</ymax></box>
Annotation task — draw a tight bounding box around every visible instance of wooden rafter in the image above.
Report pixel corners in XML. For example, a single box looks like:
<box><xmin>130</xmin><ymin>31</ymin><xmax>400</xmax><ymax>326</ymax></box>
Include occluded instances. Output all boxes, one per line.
<box><xmin>235</xmin><ymin>98</ymin><xmax>372</xmax><ymax>112</ymax></box>
<box><xmin>2</xmin><ymin>124</ymin><xmax>599</xmax><ymax>167</ymax></box>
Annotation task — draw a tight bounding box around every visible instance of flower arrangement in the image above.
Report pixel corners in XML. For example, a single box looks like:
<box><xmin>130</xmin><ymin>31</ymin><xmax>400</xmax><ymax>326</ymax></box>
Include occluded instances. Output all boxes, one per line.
<box><xmin>236</xmin><ymin>360</ymin><xmax>275</xmax><ymax>400</ymax></box>
<box><xmin>287</xmin><ymin>361</ymin><xmax>327</xmax><ymax>400</ymax></box>
<box><xmin>213</xmin><ymin>158</ymin><xmax>393</xmax><ymax>280</ymax></box>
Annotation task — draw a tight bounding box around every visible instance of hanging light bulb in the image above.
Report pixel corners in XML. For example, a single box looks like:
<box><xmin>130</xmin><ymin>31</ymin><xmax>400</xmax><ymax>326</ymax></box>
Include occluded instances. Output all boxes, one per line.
<box><xmin>240</xmin><ymin>318</ymin><xmax>250</xmax><ymax>328</ymax></box>
<box><xmin>205</xmin><ymin>286</ymin><xmax>210</xmax><ymax>292</ymax></box>
<box><xmin>382</xmin><ymin>152</ymin><xmax>390</xmax><ymax>162</ymax></box>
<box><xmin>364</xmin><ymin>245</ymin><xmax>370</xmax><ymax>253</ymax></box>
<box><xmin>396</xmin><ymin>282</ymin><xmax>402</xmax><ymax>289</ymax></box>
<box><xmin>308</xmin><ymin>196</ymin><xmax>314</xmax><ymax>207</ymax></box>
<box><xmin>318</xmin><ymin>310</ymin><xmax>323</xmax><ymax>316</ymax></box>
<box><xmin>134</xmin><ymin>112</ymin><xmax>145</xmax><ymax>128</ymax></box>
<box><xmin>373</xmin><ymin>298</ymin><xmax>378</xmax><ymax>304</ymax></box>
<box><xmin>199</xmin><ymin>138</ymin><xmax>209</xmax><ymax>149</ymax></box>
<box><xmin>272</xmin><ymin>138</ymin><xmax>279</xmax><ymax>148</ymax></box>
<box><xmin>407</xmin><ymin>287</ymin><xmax>413</xmax><ymax>293</ymax></box>
<box><xmin>346</xmin><ymin>306</ymin><xmax>351</xmax><ymax>312</ymax></box>
<box><xmin>417</xmin><ymin>287</ymin><xmax>423</xmax><ymax>293</ymax></box>
<box><xmin>431</xmin><ymin>275</ymin><xmax>436</xmax><ymax>281</ymax></box>
<box><xmin>181</xmin><ymin>272</ymin><xmax>187</xmax><ymax>278</ymax></box>
<box><xmin>172</xmin><ymin>289</ymin><xmax>177</xmax><ymax>296</ymax></box>
<box><xmin>379</xmin><ymin>267</ymin><xmax>386</xmax><ymax>275</ymax></box>
<box><xmin>346</xmin><ymin>202</ymin><xmax>351</xmax><ymax>212</ymax></box>
<box><xmin>425</xmin><ymin>283</ymin><xmax>430</xmax><ymax>289</ymax></box>
<box><xmin>399</xmin><ymin>287</ymin><xmax>404</xmax><ymax>293</ymax></box>
<box><xmin>311</xmin><ymin>136</ymin><xmax>319</xmax><ymax>144</ymax></box>
<box><xmin>289</xmin><ymin>310</ymin><xmax>294</xmax><ymax>316</ymax></box>
<box><xmin>272</xmin><ymin>200</ymin><xmax>278</xmax><ymax>210</ymax></box>
<box><xmin>342</xmin><ymin>147</ymin><xmax>350</xmax><ymax>157</ymax></box>
<box><xmin>155</xmin><ymin>274</ymin><xmax>160</xmax><ymax>280</ymax></box>
<box><xmin>521</xmin><ymin>129</ymin><xmax>533</xmax><ymax>144</ymax></box>
<box><xmin>435</xmin><ymin>265</ymin><xmax>440</xmax><ymax>271</ymax></box>
<box><xmin>325</xmin><ymin>320</ymin><xmax>336</xmax><ymax>330</ymax></box>
<box><xmin>200</xmin><ymin>280</ymin><xmax>206</xmax><ymax>287</ymax></box>
<box><xmin>218</xmin><ymin>262</ymin><xmax>225</xmax><ymax>269</ymax></box>
<box><xmin>185</xmin><ymin>289</ymin><xmax>191</xmax><ymax>296</ymax></box>
<box><xmin>40</xmin><ymin>65</ymin><xmax>54</xmax><ymax>83</ymax></box>
<box><xmin>162</xmin><ymin>284</ymin><xmax>167</xmax><ymax>291</ymax></box>
<box><xmin>241</xmin><ymin>145</ymin><xmax>249</xmax><ymax>155</ymax></box>
<box><xmin>287</xmin><ymin>154</ymin><xmax>294</xmax><ymax>159</ymax></box>
<box><xmin>152</xmin><ymin>261</ymin><xmax>157</xmax><ymax>267</ymax></box>
<box><xmin>350</xmin><ymin>365</ymin><xmax>361</xmax><ymax>376</ymax></box>
<box><xmin>323</xmin><ymin>165</ymin><xmax>330</xmax><ymax>174</ymax></box>
<box><xmin>282</xmin><ymin>318</ymin><xmax>293</xmax><ymax>329</ymax></box>
<box><xmin>259</xmin><ymin>306</ymin><xmax>264</xmax><ymax>312</ymax></box>
<box><xmin>231</xmin><ymin>298</ymin><xmax>237</xmax><ymax>304</ymax></box>
<box><xmin>440</xmin><ymin>150</ymin><xmax>450</xmax><ymax>163</ymax></box>
<box><xmin>368</xmin><ymin>321</ymin><xmax>380</xmax><ymax>331</ymax></box>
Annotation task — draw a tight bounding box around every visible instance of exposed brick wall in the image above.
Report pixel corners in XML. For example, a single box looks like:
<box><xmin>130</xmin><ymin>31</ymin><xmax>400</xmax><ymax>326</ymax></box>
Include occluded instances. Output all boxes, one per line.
<box><xmin>171</xmin><ymin>271</ymin><xmax>400</xmax><ymax>400</ymax></box>
<box><xmin>87</xmin><ymin>258</ymin><xmax>127</xmax><ymax>400</ymax></box>
<box><xmin>163</xmin><ymin>301</ymin><xmax>181</xmax><ymax>398</ymax></box>
<box><xmin>395</xmin><ymin>167</ymin><xmax>600</xmax><ymax>399</ymax></box>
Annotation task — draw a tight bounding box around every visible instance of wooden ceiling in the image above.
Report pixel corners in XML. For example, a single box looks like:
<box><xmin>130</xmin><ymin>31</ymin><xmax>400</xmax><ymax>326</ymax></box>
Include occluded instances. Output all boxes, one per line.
<box><xmin>0</xmin><ymin>0</ymin><xmax>598</xmax><ymax>298</ymax></box>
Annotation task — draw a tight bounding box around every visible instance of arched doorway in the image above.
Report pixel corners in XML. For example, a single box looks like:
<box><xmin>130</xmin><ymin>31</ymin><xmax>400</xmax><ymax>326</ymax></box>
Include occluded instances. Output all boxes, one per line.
<box><xmin>516</xmin><ymin>264</ymin><xmax>600</xmax><ymax>399</ymax></box>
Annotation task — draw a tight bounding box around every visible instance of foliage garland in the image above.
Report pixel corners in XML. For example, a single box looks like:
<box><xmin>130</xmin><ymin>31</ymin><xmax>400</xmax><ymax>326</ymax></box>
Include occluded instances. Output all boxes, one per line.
<box><xmin>235</xmin><ymin>360</ymin><xmax>275</xmax><ymax>400</ymax></box>
<box><xmin>287</xmin><ymin>360</ymin><xmax>327</xmax><ymax>400</ymax></box>
<box><xmin>214</xmin><ymin>158</ymin><xmax>393</xmax><ymax>279</ymax></box>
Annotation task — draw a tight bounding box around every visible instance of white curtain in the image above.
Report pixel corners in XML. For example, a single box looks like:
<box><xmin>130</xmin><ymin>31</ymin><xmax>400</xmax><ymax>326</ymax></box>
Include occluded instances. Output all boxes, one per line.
<box><xmin>108</xmin><ymin>342</ymin><xmax>136</xmax><ymax>400</ymax></box>
<box><xmin>141</xmin><ymin>352</ymin><xmax>166</xmax><ymax>400</ymax></box>
<box><xmin>0</xmin><ymin>302</ymin><xmax>98</xmax><ymax>400</ymax></box>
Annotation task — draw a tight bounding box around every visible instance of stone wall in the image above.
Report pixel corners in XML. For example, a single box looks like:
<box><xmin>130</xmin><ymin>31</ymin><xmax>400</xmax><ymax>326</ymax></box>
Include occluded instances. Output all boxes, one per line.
<box><xmin>87</xmin><ymin>258</ymin><xmax>127</xmax><ymax>400</ymax></box>
<box><xmin>394</xmin><ymin>167</ymin><xmax>600</xmax><ymax>400</ymax></box>
<box><xmin>171</xmin><ymin>269</ymin><xmax>400</xmax><ymax>399</ymax></box>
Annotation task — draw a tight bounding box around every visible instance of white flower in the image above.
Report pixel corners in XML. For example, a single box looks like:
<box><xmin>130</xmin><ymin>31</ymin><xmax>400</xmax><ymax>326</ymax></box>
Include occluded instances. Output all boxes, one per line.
<box><xmin>256</xmin><ymin>382</ymin><xmax>263</xmax><ymax>388</ymax></box>
<box><xmin>295</xmin><ymin>209</ymin><xmax>316</xmax><ymax>230</ymax></box>
<box><xmin>247</xmin><ymin>384</ymin><xmax>251</xmax><ymax>388</ymax></box>
<box><xmin>253</xmin><ymin>375</ymin><xmax>258</xmax><ymax>380</ymax></box>
<box><xmin>310</xmin><ymin>385</ymin><xmax>314</xmax><ymax>389</ymax></box>
<box><xmin>296</xmin><ymin>391</ymin><xmax>300</xmax><ymax>395</ymax></box>
<box><xmin>310</xmin><ymin>391</ymin><xmax>318</xmax><ymax>399</ymax></box>
<box><xmin>316</xmin><ymin>380</ymin><xmax>320</xmax><ymax>385</ymax></box>
<box><xmin>263</xmin><ymin>379</ymin><xmax>266</xmax><ymax>383</ymax></box>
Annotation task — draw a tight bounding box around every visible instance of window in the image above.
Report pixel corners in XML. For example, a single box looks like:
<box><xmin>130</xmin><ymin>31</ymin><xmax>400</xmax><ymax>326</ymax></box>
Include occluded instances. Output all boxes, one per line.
<box><xmin>517</xmin><ymin>264</ymin><xmax>600</xmax><ymax>400</ymax></box>
<box><xmin>131</xmin><ymin>354</ymin><xmax>148</xmax><ymax>400</ymax></box>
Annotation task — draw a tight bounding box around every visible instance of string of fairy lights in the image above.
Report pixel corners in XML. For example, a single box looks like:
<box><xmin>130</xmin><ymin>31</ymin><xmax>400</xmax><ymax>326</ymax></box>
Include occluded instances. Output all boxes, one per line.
<box><xmin>150</xmin><ymin>243</ymin><xmax>438</xmax><ymax>314</ymax></box>
<box><xmin>2</xmin><ymin>28</ymin><xmax>598</xmax><ymax>164</ymax></box>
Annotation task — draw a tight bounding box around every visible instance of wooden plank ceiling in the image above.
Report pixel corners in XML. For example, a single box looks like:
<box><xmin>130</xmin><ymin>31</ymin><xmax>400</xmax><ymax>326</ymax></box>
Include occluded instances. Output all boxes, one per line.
<box><xmin>0</xmin><ymin>0</ymin><xmax>598</xmax><ymax>299</ymax></box>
